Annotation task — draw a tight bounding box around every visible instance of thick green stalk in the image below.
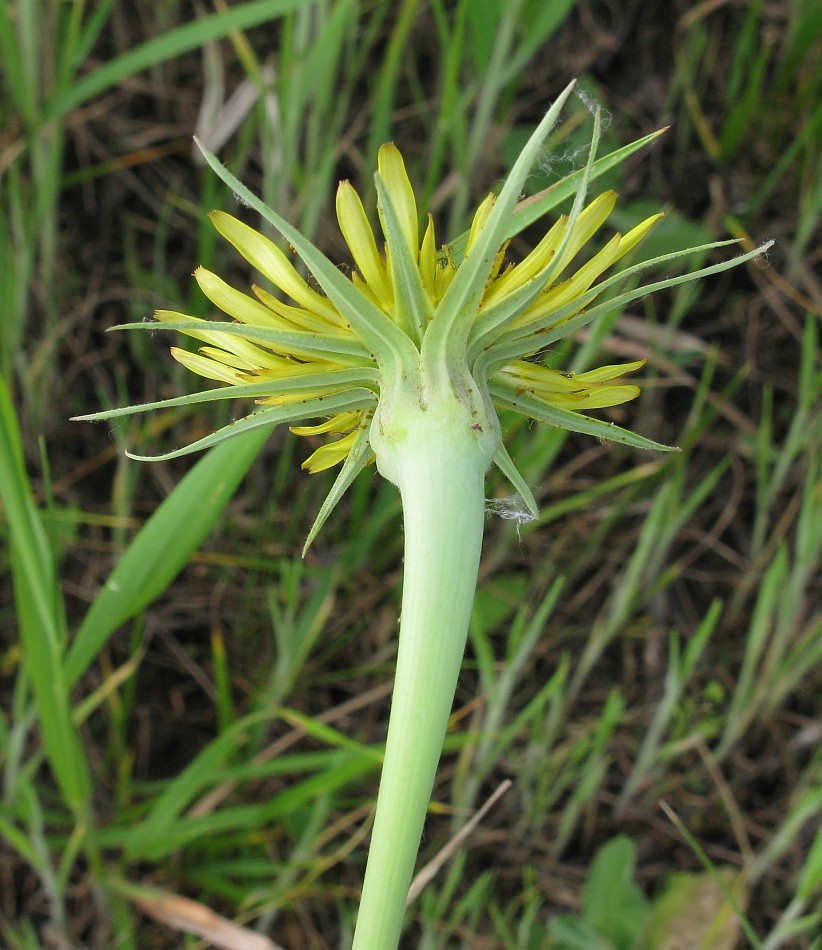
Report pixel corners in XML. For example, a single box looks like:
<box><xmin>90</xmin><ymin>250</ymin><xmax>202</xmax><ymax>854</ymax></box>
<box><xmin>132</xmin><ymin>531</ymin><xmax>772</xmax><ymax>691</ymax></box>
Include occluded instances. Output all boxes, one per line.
<box><xmin>352</xmin><ymin>396</ymin><xmax>493</xmax><ymax>950</ymax></box>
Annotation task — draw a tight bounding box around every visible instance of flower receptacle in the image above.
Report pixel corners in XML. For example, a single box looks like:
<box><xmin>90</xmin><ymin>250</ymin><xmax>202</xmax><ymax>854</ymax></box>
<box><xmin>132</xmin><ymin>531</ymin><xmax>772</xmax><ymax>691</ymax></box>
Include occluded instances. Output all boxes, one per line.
<box><xmin>371</xmin><ymin>359</ymin><xmax>502</xmax><ymax>491</ymax></box>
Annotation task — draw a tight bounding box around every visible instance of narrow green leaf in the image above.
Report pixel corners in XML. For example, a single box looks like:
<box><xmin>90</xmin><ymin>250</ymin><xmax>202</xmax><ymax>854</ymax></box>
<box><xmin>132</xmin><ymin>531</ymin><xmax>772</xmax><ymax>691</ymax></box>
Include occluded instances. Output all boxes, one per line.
<box><xmin>499</xmin><ymin>0</ymin><xmax>576</xmax><ymax>83</ymax></box>
<box><xmin>277</xmin><ymin>708</ymin><xmax>383</xmax><ymax>763</ymax></box>
<box><xmin>0</xmin><ymin>377</ymin><xmax>91</xmax><ymax>811</ymax></box>
<box><xmin>45</xmin><ymin>0</ymin><xmax>315</xmax><ymax>120</ymax></box>
<box><xmin>116</xmin><ymin>707</ymin><xmax>377</xmax><ymax>860</ymax></box>
<box><xmin>0</xmin><ymin>2</ymin><xmax>32</xmax><ymax>120</ymax></box>
<box><xmin>65</xmin><ymin>423</ymin><xmax>274</xmax><ymax>686</ymax></box>
<box><xmin>136</xmin><ymin>709</ymin><xmax>275</xmax><ymax>841</ymax></box>
<box><xmin>0</xmin><ymin>816</ymin><xmax>44</xmax><ymax>871</ymax></box>
<box><xmin>119</xmin><ymin>751</ymin><xmax>376</xmax><ymax>861</ymax></box>
<box><xmin>798</xmin><ymin>822</ymin><xmax>822</xmax><ymax>899</ymax></box>
<box><xmin>59</xmin><ymin>0</ymin><xmax>119</xmax><ymax>85</ymax></box>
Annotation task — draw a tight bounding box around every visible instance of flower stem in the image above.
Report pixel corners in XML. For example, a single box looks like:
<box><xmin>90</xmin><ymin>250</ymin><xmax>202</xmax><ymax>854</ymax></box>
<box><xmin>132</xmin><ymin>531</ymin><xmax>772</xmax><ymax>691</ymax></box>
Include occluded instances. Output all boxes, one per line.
<box><xmin>352</xmin><ymin>404</ymin><xmax>491</xmax><ymax>950</ymax></box>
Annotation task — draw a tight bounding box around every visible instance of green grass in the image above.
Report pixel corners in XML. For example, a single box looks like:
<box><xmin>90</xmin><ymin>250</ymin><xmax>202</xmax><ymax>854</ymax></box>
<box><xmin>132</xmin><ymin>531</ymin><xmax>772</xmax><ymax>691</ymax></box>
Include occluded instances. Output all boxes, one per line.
<box><xmin>1</xmin><ymin>1</ymin><xmax>820</xmax><ymax>947</ymax></box>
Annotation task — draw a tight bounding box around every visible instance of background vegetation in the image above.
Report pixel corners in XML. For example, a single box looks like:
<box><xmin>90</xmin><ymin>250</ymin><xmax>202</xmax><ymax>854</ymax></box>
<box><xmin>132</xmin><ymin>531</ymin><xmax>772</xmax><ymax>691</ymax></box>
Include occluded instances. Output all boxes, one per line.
<box><xmin>1</xmin><ymin>1</ymin><xmax>820</xmax><ymax>947</ymax></box>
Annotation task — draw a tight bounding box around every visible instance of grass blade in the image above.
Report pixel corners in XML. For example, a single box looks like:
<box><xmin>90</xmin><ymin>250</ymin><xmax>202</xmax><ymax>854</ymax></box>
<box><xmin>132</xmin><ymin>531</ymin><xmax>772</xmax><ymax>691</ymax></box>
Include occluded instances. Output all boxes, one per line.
<box><xmin>45</xmin><ymin>0</ymin><xmax>315</xmax><ymax>120</ymax></box>
<box><xmin>0</xmin><ymin>378</ymin><xmax>91</xmax><ymax>813</ymax></box>
<box><xmin>65</xmin><ymin>423</ymin><xmax>275</xmax><ymax>686</ymax></box>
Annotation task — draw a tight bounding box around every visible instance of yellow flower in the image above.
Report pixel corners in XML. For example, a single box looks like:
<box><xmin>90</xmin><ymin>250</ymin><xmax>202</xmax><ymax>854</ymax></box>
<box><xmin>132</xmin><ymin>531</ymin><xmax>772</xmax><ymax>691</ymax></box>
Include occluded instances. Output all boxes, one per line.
<box><xmin>76</xmin><ymin>84</ymin><xmax>769</xmax><ymax>547</ymax></box>
<box><xmin>159</xmin><ymin>143</ymin><xmax>657</xmax><ymax>474</ymax></box>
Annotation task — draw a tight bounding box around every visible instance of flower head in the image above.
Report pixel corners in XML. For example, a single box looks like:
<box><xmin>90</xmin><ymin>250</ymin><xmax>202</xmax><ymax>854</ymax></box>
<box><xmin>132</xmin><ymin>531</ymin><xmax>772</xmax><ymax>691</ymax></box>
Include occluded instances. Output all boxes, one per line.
<box><xmin>76</xmin><ymin>81</ymin><xmax>770</xmax><ymax>546</ymax></box>
<box><xmin>159</xmin><ymin>144</ymin><xmax>655</xmax><ymax>478</ymax></box>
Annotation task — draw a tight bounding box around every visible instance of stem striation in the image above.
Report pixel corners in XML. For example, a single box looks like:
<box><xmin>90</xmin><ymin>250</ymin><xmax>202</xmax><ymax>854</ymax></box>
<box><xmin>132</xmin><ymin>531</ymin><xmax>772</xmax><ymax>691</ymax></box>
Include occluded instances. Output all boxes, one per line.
<box><xmin>352</xmin><ymin>395</ymin><xmax>494</xmax><ymax>950</ymax></box>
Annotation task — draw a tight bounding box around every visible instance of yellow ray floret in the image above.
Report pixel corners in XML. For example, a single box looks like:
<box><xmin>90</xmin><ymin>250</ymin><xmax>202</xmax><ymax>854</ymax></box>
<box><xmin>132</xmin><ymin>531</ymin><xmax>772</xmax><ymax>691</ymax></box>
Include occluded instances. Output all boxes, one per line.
<box><xmin>498</xmin><ymin>359</ymin><xmax>646</xmax><ymax>410</ymax></box>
